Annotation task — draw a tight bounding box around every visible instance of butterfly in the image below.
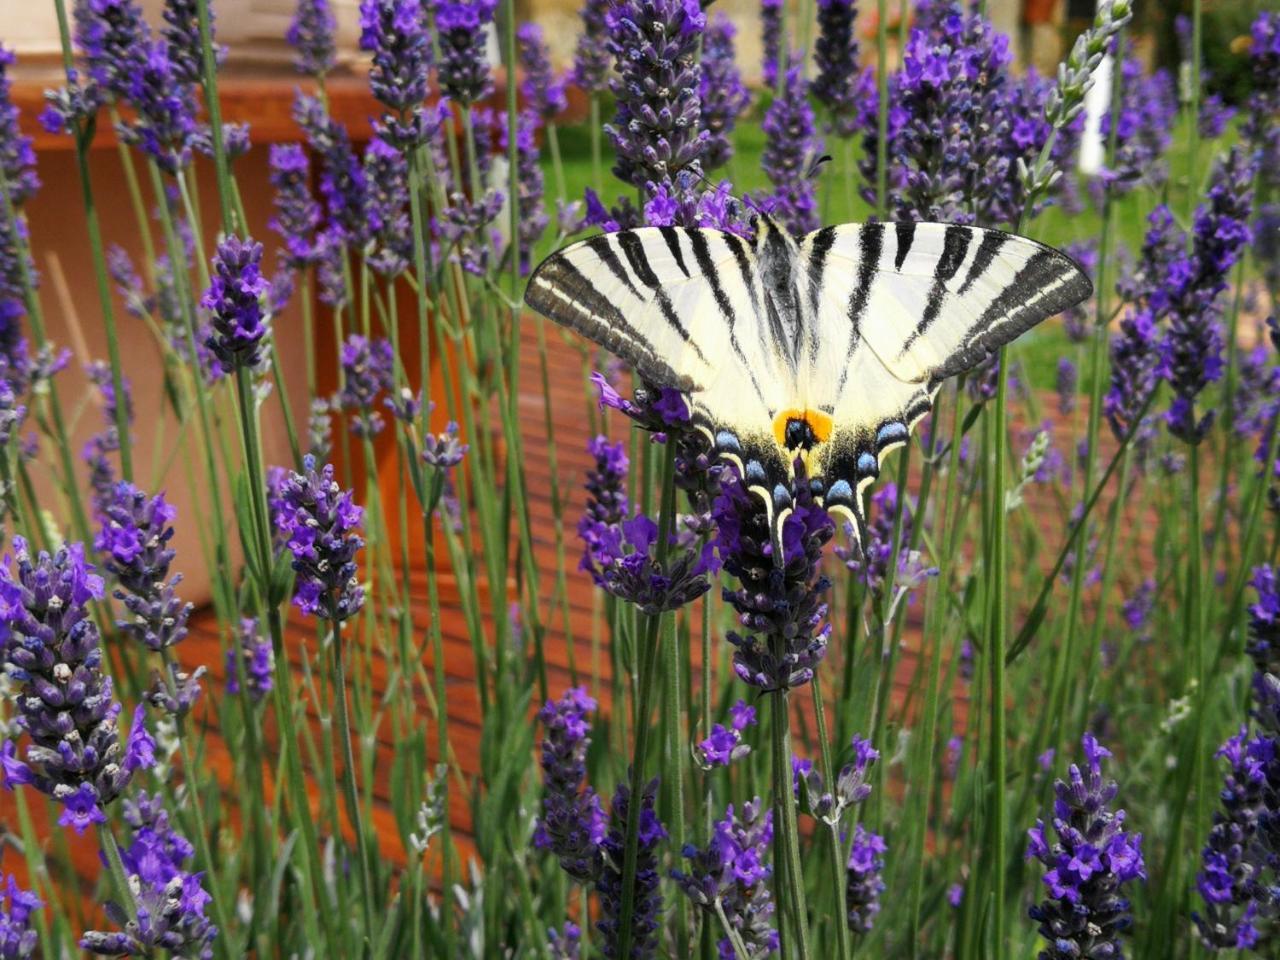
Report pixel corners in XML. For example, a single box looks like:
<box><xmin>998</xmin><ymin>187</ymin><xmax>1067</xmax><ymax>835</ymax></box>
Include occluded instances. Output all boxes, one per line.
<box><xmin>524</xmin><ymin>213</ymin><xmax>1091</xmax><ymax>549</ymax></box>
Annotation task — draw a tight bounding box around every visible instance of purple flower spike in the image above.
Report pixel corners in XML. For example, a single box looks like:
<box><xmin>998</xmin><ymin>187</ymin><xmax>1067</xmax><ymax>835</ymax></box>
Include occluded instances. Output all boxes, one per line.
<box><xmin>760</xmin><ymin>56</ymin><xmax>822</xmax><ymax>236</ymax></box>
<box><xmin>1099</xmin><ymin>57</ymin><xmax>1177</xmax><ymax>197</ymax></box>
<box><xmin>226</xmin><ymin>618</ymin><xmax>274</xmax><ymax>703</ymax></box>
<box><xmin>161</xmin><ymin>0</ymin><xmax>226</xmax><ymax>85</ymax></box>
<box><xmin>597</xmin><ymin>778</ymin><xmax>666</xmax><ymax>959</ymax></box>
<box><xmin>846</xmin><ymin>824</ymin><xmax>886</xmax><ymax>935</ymax></box>
<box><xmin>1026</xmin><ymin>733</ymin><xmax>1145</xmax><ymax>958</ymax></box>
<box><xmin>0</xmin><ymin>48</ymin><xmax>39</xmax><ymax>207</ymax></box>
<box><xmin>812</xmin><ymin>0</ymin><xmax>864</xmax><ymax>138</ymax></box>
<box><xmin>74</xmin><ymin>0</ymin><xmax>150</xmax><ymax>100</ymax></box>
<box><xmin>288</xmin><ymin>0</ymin><xmax>337</xmax><ymax>77</ymax></box>
<box><xmin>760</xmin><ymin>0</ymin><xmax>782</xmax><ymax>88</ymax></box>
<box><xmin>81</xmin><ymin>792</ymin><xmax>217</xmax><ymax>957</ymax></box>
<box><xmin>339</xmin><ymin>333</ymin><xmax>395</xmax><ymax>437</ymax></box>
<box><xmin>0</xmin><ymin>873</ymin><xmax>41</xmax><ymax>958</ymax></box>
<box><xmin>570</xmin><ymin>0</ymin><xmax>611</xmax><ymax>94</ymax></box>
<box><xmin>268</xmin><ymin>144</ymin><xmax>322</xmax><ymax>270</ymax></box>
<box><xmin>95</xmin><ymin>482</ymin><xmax>193</xmax><ymax>656</ymax></box>
<box><xmin>713</xmin><ymin>466</ymin><xmax>834</xmax><ymax>691</ymax></box>
<box><xmin>700</xmin><ymin>15</ymin><xmax>750</xmax><ymax>172</ymax></box>
<box><xmin>117</xmin><ymin>41</ymin><xmax>199</xmax><ymax>175</ymax></box>
<box><xmin>518</xmin><ymin>24</ymin><xmax>567</xmax><ymax>121</ymax></box>
<box><xmin>360</xmin><ymin>0</ymin><xmax>435</xmax><ymax>145</ymax></box>
<box><xmin>502</xmin><ymin>111</ymin><xmax>549</xmax><ymax>276</ymax></box>
<box><xmin>535</xmin><ymin>687</ymin><xmax>606</xmax><ymax>882</ymax></box>
<box><xmin>0</xmin><ymin>538</ymin><xmax>136</xmax><ymax>822</ymax></box>
<box><xmin>548</xmin><ymin>922</ymin><xmax>582</xmax><ymax>960</ymax></box>
<box><xmin>672</xmin><ymin>799</ymin><xmax>778</xmax><ymax>958</ymax></box>
<box><xmin>604</xmin><ymin>0</ymin><xmax>708</xmax><ymax>202</ymax></box>
<box><xmin>436</xmin><ymin>0</ymin><xmax>498</xmax><ymax>106</ymax></box>
<box><xmin>202</xmin><ymin>235</ymin><xmax>271</xmax><ymax>370</ymax></box>
<box><xmin>276</xmin><ymin>455</ymin><xmax>366</xmax><ymax>621</ymax></box>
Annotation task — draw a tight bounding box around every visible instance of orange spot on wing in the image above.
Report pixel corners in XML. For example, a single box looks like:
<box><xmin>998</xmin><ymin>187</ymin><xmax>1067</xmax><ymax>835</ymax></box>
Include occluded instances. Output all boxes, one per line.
<box><xmin>772</xmin><ymin>408</ymin><xmax>835</xmax><ymax>448</ymax></box>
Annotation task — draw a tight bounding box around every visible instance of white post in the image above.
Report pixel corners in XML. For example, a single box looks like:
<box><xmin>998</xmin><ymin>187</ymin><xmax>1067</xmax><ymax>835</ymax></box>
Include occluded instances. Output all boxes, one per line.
<box><xmin>1077</xmin><ymin>0</ymin><xmax>1114</xmax><ymax>177</ymax></box>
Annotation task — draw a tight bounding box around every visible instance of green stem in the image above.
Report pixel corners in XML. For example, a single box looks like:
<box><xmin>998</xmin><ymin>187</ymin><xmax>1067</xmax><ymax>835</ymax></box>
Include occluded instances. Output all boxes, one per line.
<box><xmin>986</xmin><ymin>348</ymin><xmax>1010</xmax><ymax>959</ymax></box>
<box><xmin>771</xmin><ymin>685</ymin><xmax>811</xmax><ymax>960</ymax></box>
<box><xmin>332</xmin><ymin>616</ymin><xmax>378</xmax><ymax>946</ymax></box>
<box><xmin>810</xmin><ymin>672</ymin><xmax>851</xmax><ymax>960</ymax></box>
<box><xmin>615</xmin><ymin>442</ymin><xmax>677</xmax><ymax>960</ymax></box>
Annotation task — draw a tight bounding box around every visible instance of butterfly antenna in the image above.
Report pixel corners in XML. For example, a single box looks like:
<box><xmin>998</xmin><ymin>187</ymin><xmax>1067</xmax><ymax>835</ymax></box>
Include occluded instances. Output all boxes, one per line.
<box><xmin>806</xmin><ymin>154</ymin><xmax>834</xmax><ymax>180</ymax></box>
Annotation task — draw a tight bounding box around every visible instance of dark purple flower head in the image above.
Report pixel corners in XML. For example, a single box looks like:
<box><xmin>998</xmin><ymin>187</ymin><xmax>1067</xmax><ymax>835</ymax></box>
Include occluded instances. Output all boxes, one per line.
<box><xmin>760</xmin><ymin>0</ymin><xmax>782</xmax><ymax>88</ymax></box>
<box><xmin>422</xmin><ymin>419</ymin><xmax>469</xmax><ymax>471</ymax></box>
<box><xmin>0</xmin><ymin>873</ymin><xmax>40</xmax><ymax>958</ymax></box>
<box><xmin>361</xmin><ymin>136</ymin><xmax>413</xmax><ymax>274</ymax></box>
<box><xmin>268</xmin><ymin>144</ymin><xmax>322</xmax><ymax>270</ymax></box>
<box><xmin>116</xmin><ymin>41</ymin><xmax>199</xmax><ymax>175</ymax></box>
<box><xmin>846</xmin><ymin>824</ymin><xmax>886</xmax><ymax>935</ymax></box>
<box><xmin>288</xmin><ymin>0</ymin><xmax>337</xmax><ymax>77</ymax></box>
<box><xmin>81</xmin><ymin>791</ymin><xmax>218</xmax><ymax>957</ymax></box>
<box><xmin>535</xmin><ymin>687</ymin><xmax>606</xmax><ymax>882</ymax></box>
<box><xmin>812</xmin><ymin>0</ymin><xmax>863</xmax><ymax>138</ymax></box>
<box><xmin>39</xmin><ymin>67</ymin><xmax>103</xmax><ymax>137</ymax></box>
<box><xmin>1104</xmin><ymin>307</ymin><xmax>1160</xmax><ymax>444</ymax></box>
<box><xmin>1055</xmin><ymin>357</ymin><xmax>1077</xmax><ymax>416</ymax></box>
<box><xmin>202</xmin><ymin>234</ymin><xmax>271</xmax><ymax>370</ymax></box>
<box><xmin>293</xmin><ymin>93</ymin><xmax>368</xmax><ymax>243</ymax></box>
<box><xmin>1162</xmin><ymin>146</ymin><xmax>1257</xmax><ymax>444</ymax></box>
<box><xmin>0</xmin><ymin>538</ymin><xmax>137</xmax><ymax>828</ymax></box>
<box><xmin>1026</xmin><ymin>733</ymin><xmax>1145</xmax><ymax>958</ymax></box>
<box><xmin>1099</xmin><ymin>58</ymin><xmax>1177</xmax><ymax>196</ymax></box>
<box><xmin>436</xmin><ymin>0</ymin><xmax>497</xmax><ymax>105</ymax></box>
<box><xmin>1245</xmin><ymin>12</ymin><xmax>1280</xmax><ymax>169</ymax></box>
<box><xmin>0</xmin><ymin>48</ymin><xmax>39</xmax><ymax>207</ymax></box>
<box><xmin>518</xmin><ymin>24</ymin><xmax>568</xmax><ymax>121</ymax></box>
<box><xmin>225</xmin><ymin>619</ymin><xmax>273</xmax><ymax>704</ymax></box>
<box><xmin>713</xmin><ymin>466</ymin><xmax>834</xmax><ymax>691</ymax></box>
<box><xmin>161</xmin><ymin>0</ymin><xmax>226</xmax><ymax>85</ymax></box>
<box><xmin>672</xmin><ymin>799</ymin><xmax>777</xmax><ymax>958</ymax></box>
<box><xmin>275</xmin><ymin>455</ymin><xmax>365</xmax><ymax>621</ymax></box>
<box><xmin>1120</xmin><ymin>579</ymin><xmax>1155</xmax><ymax>644</ymax></box>
<box><xmin>94</xmin><ymin>482</ymin><xmax>193</xmax><ymax>657</ymax></box>
<box><xmin>581</xmin><ymin>510</ymin><xmax>711</xmax><ymax>615</ymax></box>
<box><xmin>1232</xmin><ymin>342</ymin><xmax>1280</xmax><ymax>441</ymax></box>
<box><xmin>360</xmin><ymin>0</ymin><xmax>437</xmax><ymax>145</ymax></box>
<box><xmin>1193</xmin><ymin>726</ymin><xmax>1276</xmax><ymax>950</ymax></box>
<box><xmin>570</xmin><ymin>0</ymin><xmax>611</xmax><ymax>94</ymax></box>
<box><xmin>597</xmin><ymin>778</ymin><xmax>666</xmax><ymax>958</ymax></box>
<box><xmin>579</xmin><ymin>433</ymin><xmax>629</xmax><ymax>533</ymax></box>
<box><xmin>834</xmin><ymin>482</ymin><xmax>936</xmax><ymax>606</ymax></box>
<box><xmin>695</xmin><ymin>699</ymin><xmax>756</xmax><ymax>769</ymax></box>
<box><xmin>861</xmin><ymin>4</ymin><xmax>1013</xmax><ymax>223</ymax></box>
<box><xmin>0</xmin><ymin>207</ymin><xmax>33</xmax><ymax>373</ymax></box>
<box><xmin>74</xmin><ymin>0</ymin><xmax>150</xmax><ymax>100</ymax></box>
<box><xmin>797</xmin><ymin>734</ymin><xmax>879</xmax><ymax>824</ymax></box>
<box><xmin>339</xmin><ymin>334</ymin><xmax>394</xmax><ymax>437</ymax></box>
<box><xmin>1247</xmin><ymin>565</ymin><xmax>1279</xmax><ymax>676</ymax></box>
<box><xmin>759</xmin><ymin>56</ymin><xmax>822</xmax><ymax>235</ymax></box>
<box><xmin>699</xmin><ymin>15</ymin><xmax>750</xmax><ymax>171</ymax></box>
<box><xmin>604</xmin><ymin>0</ymin><xmax>708</xmax><ymax>204</ymax></box>
<box><xmin>439</xmin><ymin>188</ymin><xmax>504</xmax><ymax>276</ymax></box>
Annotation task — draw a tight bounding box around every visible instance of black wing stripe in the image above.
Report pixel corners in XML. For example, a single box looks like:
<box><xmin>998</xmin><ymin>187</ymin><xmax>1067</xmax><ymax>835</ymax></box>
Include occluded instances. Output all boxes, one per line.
<box><xmin>957</xmin><ymin>230</ymin><xmax>1010</xmax><ymax>296</ymax></box>
<box><xmin>658</xmin><ymin>226</ymin><xmax>691</xmax><ymax>278</ymax></box>
<box><xmin>836</xmin><ymin>224</ymin><xmax>883</xmax><ymax>398</ymax></box>
<box><xmin>897</xmin><ymin>224</ymin><xmax>974</xmax><ymax>356</ymax></box>
<box><xmin>894</xmin><ymin>222</ymin><xmax>916</xmax><ymax>271</ymax></box>
<box><xmin>617</xmin><ymin>231</ymin><xmax>661</xmax><ymax>289</ymax></box>
<box><xmin>687</xmin><ymin>230</ymin><xmax>771</xmax><ymax>408</ymax></box>
<box><xmin>806</xmin><ymin>226</ymin><xmax>838</xmax><ymax>364</ymax></box>
<box><xmin>584</xmin><ymin>235</ymin><xmax>644</xmax><ymax>300</ymax></box>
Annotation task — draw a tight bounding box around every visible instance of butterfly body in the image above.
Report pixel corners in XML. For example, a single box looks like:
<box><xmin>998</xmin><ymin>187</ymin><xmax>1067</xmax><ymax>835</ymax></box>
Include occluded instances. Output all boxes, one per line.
<box><xmin>526</xmin><ymin>214</ymin><xmax>1091</xmax><ymax>547</ymax></box>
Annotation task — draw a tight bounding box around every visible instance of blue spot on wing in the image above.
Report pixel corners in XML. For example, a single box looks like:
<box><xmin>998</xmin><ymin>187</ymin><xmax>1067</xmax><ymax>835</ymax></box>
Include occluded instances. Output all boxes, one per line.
<box><xmin>716</xmin><ymin>430</ymin><xmax>742</xmax><ymax>453</ymax></box>
<box><xmin>826</xmin><ymin>479</ymin><xmax>853</xmax><ymax>503</ymax></box>
<box><xmin>857</xmin><ymin>452</ymin><xmax>878</xmax><ymax>476</ymax></box>
<box><xmin>876</xmin><ymin>422</ymin><xmax>908</xmax><ymax>447</ymax></box>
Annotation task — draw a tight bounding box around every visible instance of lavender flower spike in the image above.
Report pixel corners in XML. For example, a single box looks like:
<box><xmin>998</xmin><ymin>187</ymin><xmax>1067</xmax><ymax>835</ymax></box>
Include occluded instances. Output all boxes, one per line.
<box><xmin>436</xmin><ymin>0</ymin><xmax>498</xmax><ymax>106</ymax></box>
<box><xmin>760</xmin><ymin>56</ymin><xmax>822</xmax><ymax>236</ymax></box>
<box><xmin>81</xmin><ymin>791</ymin><xmax>217</xmax><ymax>957</ymax></box>
<box><xmin>202</xmin><ymin>235</ymin><xmax>271</xmax><ymax>370</ymax></box>
<box><xmin>276</xmin><ymin>455</ymin><xmax>366</xmax><ymax>621</ymax></box>
<box><xmin>268</xmin><ymin>145</ymin><xmax>322</xmax><ymax>270</ymax></box>
<box><xmin>0</xmin><ymin>538</ymin><xmax>145</xmax><ymax>831</ymax></box>
<box><xmin>812</xmin><ymin>0</ymin><xmax>864</xmax><ymax>138</ymax></box>
<box><xmin>288</xmin><ymin>0</ymin><xmax>337</xmax><ymax>77</ymax></box>
<box><xmin>339</xmin><ymin>334</ymin><xmax>394</xmax><ymax>437</ymax></box>
<box><xmin>695</xmin><ymin>699</ymin><xmax>757</xmax><ymax>769</ymax></box>
<box><xmin>0</xmin><ymin>873</ymin><xmax>40</xmax><ymax>959</ymax></box>
<box><xmin>535</xmin><ymin>687</ymin><xmax>606</xmax><ymax>882</ymax></box>
<box><xmin>713</xmin><ymin>465</ymin><xmax>834</xmax><ymax>692</ymax></box>
<box><xmin>518</xmin><ymin>23</ymin><xmax>567</xmax><ymax>121</ymax></box>
<box><xmin>597</xmin><ymin>778</ymin><xmax>666</xmax><ymax>958</ymax></box>
<box><xmin>1026</xmin><ymin>733</ymin><xmax>1146</xmax><ymax>959</ymax></box>
<box><xmin>74</xmin><ymin>0</ymin><xmax>150</xmax><ymax>100</ymax></box>
<box><xmin>360</xmin><ymin>0</ymin><xmax>435</xmax><ymax>146</ymax></box>
<box><xmin>672</xmin><ymin>799</ymin><xmax>778</xmax><ymax>958</ymax></box>
<box><xmin>226</xmin><ymin>618</ymin><xmax>274</xmax><ymax>703</ymax></box>
<box><xmin>0</xmin><ymin>47</ymin><xmax>39</xmax><ymax>207</ymax></box>
<box><xmin>570</xmin><ymin>0</ymin><xmax>611</xmax><ymax>95</ymax></box>
<box><xmin>846</xmin><ymin>824</ymin><xmax>887</xmax><ymax>935</ymax></box>
<box><xmin>699</xmin><ymin>15</ymin><xmax>750</xmax><ymax>172</ymax></box>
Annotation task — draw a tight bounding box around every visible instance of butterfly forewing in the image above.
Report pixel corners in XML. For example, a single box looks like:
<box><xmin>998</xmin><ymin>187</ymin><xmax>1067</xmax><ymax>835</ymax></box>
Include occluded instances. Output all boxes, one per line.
<box><xmin>525</xmin><ymin>227</ymin><xmax>795</xmax><ymax>462</ymax></box>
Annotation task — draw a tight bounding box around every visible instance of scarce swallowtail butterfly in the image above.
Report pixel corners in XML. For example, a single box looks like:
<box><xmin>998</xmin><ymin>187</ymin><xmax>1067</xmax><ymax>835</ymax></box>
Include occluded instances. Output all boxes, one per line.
<box><xmin>524</xmin><ymin>213</ymin><xmax>1091</xmax><ymax>548</ymax></box>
